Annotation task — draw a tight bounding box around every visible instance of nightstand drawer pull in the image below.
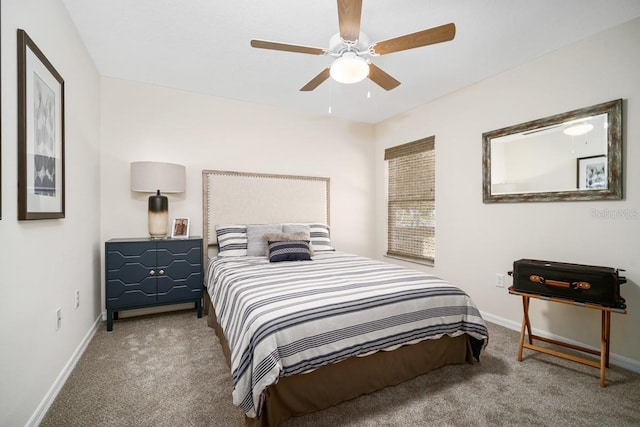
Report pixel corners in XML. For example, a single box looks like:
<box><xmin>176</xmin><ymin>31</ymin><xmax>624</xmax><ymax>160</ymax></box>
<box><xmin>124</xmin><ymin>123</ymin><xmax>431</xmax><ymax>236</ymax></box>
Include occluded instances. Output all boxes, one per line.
<box><xmin>159</xmin><ymin>269</ymin><xmax>165</xmax><ymax>275</ymax></box>
<box><xmin>149</xmin><ymin>270</ymin><xmax>156</xmax><ymax>276</ymax></box>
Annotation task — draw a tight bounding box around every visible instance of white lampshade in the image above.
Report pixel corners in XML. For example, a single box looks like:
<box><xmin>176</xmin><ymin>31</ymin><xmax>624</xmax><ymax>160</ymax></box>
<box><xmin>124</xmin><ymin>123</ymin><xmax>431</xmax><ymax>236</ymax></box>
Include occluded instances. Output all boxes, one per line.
<box><xmin>130</xmin><ymin>161</ymin><xmax>186</xmax><ymax>193</ymax></box>
<box><xmin>330</xmin><ymin>52</ymin><xmax>369</xmax><ymax>84</ymax></box>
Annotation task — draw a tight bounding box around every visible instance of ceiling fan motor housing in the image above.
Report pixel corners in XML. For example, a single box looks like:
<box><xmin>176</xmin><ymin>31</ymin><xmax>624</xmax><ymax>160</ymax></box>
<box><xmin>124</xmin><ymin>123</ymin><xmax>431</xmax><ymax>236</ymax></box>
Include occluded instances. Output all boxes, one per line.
<box><xmin>329</xmin><ymin>32</ymin><xmax>370</xmax><ymax>56</ymax></box>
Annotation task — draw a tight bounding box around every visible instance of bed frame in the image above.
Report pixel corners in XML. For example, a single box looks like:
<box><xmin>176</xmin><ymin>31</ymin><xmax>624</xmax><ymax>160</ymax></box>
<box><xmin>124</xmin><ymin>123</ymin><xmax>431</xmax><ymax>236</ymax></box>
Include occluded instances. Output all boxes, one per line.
<box><xmin>201</xmin><ymin>169</ymin><xmax>477</xmax><ymax>426</ymax></box>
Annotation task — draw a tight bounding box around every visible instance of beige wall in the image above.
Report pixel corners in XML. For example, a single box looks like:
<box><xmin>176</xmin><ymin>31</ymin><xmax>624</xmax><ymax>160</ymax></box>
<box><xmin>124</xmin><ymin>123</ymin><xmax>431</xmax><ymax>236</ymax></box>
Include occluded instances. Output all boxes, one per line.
<box><xmin>99</xmin><ymin>77</ymin><xmax>376</xmax><ymax>300</ymax></box>
<box><xmin>0</xmin><ymin>0</ymin><xmax>102</xmax><ymax>426</ymax></box>
<box><xmin>374</xmin><ymin>18</ymin><xmax>640</xmax><ymax>368</ymax></box>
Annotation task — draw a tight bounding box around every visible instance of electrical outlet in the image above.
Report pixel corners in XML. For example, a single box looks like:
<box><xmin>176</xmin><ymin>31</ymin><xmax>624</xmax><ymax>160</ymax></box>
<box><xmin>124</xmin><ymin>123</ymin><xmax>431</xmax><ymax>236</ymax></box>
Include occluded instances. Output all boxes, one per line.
<box><xmin>55</xmin><ymin>308</ymin><xmax>62</xmax><ymax>330</ymax></box>
<box><xmin>495</xmin><ymin>273</ymin><xmax>505</xmax><ymax>288</ymax></box>
<box><xmin>75</xmin><ymin>289</ymin><xmax>80</xmax><ymax>309</ymax></box>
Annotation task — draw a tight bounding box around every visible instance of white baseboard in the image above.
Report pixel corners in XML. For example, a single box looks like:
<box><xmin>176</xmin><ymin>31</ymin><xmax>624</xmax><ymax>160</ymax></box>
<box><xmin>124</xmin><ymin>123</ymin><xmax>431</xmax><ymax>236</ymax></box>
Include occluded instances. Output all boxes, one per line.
<box><xmin>27</xmin><ymin>313</ymin><xmax>102</xmax><ymax>427</ymax></box>
<box><xmin>481</xmin><ymin>311</ymin><xmax>640</xmax><ymax>374</ymax></box>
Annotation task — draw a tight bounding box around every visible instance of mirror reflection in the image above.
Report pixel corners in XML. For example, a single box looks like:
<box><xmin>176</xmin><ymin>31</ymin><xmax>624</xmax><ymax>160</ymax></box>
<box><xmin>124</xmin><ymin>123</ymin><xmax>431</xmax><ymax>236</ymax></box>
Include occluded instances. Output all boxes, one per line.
<box><xmin>490</xmin><ymin>113</ymin><xmax>608</xmax><ymax>194</ymax></box>
<box><xmin>482</xmin><ymin>99</ymin><xmax>622</xmax><ymax>203</ymax></box>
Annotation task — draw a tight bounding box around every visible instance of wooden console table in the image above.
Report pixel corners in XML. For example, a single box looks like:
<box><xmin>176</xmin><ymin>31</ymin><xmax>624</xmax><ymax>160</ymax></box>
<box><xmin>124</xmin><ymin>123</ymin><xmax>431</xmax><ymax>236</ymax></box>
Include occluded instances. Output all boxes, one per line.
<box><xmin>509</xmin><ymin>287</ymin><xmax>627</xmax><ymax>387</ymax></box>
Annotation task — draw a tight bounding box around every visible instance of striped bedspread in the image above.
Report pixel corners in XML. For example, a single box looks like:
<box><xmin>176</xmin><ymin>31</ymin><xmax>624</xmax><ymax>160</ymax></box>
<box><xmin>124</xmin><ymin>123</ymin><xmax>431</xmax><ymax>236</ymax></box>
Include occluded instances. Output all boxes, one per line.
<box><xmin>207</xmin><ymin>252</ymin><xmax>488</xmax><ymax>418</ymax></box>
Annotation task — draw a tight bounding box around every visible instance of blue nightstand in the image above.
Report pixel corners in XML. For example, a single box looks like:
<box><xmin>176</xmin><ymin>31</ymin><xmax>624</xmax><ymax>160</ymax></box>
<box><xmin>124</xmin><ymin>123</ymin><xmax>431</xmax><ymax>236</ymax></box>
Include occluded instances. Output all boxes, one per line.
<box><xmin>105</xmin><ymin>237</ymin><xmax>202</xmax><ymax>331</ymax></box>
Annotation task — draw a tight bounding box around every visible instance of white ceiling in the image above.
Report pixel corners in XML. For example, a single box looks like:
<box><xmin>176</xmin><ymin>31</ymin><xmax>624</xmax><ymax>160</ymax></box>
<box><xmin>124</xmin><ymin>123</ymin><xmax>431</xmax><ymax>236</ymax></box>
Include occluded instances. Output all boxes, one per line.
<box><xmin>61</xmin><ymin>0</ymin><xmax>640</xmax><ymax>124</ymax></box>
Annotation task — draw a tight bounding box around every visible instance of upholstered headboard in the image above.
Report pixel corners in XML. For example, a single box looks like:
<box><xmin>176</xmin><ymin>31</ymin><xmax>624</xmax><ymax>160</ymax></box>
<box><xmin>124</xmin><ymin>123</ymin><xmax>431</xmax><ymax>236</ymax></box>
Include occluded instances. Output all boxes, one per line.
<box><xmin>202</xmin><ymin>169</ymin><xmax>330</xmax><ymax>253</ymax></box>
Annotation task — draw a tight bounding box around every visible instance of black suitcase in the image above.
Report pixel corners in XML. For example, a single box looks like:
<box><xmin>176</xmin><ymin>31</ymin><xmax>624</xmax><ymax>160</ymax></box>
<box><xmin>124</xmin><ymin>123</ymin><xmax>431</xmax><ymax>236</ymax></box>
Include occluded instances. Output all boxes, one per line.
<box><xmin>509</xmin><ymin>259</ymin><xmax>626</xmax><ymax>309</ymax></box>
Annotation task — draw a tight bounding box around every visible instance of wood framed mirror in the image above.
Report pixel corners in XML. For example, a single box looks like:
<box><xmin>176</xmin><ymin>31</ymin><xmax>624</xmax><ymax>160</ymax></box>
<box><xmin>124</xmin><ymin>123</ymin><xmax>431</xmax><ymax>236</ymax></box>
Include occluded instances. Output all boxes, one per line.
<box><xmin>482</xmin><ymin>99</ymin><xmax>623</xmax><ymax>203</ymax></box>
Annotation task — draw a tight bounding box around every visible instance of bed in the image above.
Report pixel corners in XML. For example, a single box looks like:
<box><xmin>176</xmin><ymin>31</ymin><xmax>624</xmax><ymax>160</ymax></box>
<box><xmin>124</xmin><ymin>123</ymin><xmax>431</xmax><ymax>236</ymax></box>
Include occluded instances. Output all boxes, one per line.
<box><xmin>202</xmin><ymin>170</ymin><xmax>489</xmax><ymax>426</ymax></box>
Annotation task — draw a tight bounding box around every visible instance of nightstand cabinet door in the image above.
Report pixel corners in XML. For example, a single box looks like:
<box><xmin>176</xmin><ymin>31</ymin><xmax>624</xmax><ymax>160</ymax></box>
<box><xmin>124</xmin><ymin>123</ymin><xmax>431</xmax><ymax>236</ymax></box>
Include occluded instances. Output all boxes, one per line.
<box><xmin>105</xmin><ymin>238</ymin><xmax>202</xmax><ymax>331</ymax></box>
<box><xmin>105</xmin><ymin>241</ymin><xmax>158</xmax><ymax>308</ymax></box>
<box><xmin>156</xmin><ymin>239</ymin><xmax>202</xmax><ymax>303</ymax></box>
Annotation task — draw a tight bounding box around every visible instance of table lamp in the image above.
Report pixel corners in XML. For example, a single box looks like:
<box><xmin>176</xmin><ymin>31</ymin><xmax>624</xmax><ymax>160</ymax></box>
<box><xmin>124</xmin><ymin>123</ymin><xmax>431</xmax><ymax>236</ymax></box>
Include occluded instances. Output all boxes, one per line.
<box><xmin>130</xmin><ymin>161</ymin><xmax>186</xmax><ymax>238</ymax></box>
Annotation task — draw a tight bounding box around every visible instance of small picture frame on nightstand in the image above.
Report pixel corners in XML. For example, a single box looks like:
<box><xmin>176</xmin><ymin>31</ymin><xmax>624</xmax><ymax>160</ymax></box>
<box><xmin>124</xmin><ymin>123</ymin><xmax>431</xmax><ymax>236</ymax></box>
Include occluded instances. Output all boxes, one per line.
<box><xmin>171</xmin><ymin>217</ymin><xmax>190</xmax><ymax>239</ymax></box>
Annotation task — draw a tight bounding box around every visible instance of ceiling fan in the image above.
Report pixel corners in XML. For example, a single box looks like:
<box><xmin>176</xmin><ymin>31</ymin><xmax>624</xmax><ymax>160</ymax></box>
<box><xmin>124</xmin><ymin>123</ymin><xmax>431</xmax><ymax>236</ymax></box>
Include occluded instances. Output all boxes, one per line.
<box><xmin>250</xmin><ymin>0</ymin><xmax>456</xmax><ymax>91</ymax></box>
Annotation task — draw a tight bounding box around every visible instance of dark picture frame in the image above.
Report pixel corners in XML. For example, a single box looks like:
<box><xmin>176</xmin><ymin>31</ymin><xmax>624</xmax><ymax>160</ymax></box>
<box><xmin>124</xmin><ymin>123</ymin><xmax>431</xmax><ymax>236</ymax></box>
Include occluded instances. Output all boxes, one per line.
<box><xmin>577</xmin><ymin>155</ymin><xmax>607</xmax><ymax>190</ymax></box>
<box><xmin>1</xmin><ymin>25</ymin><xmax>2</xmax><ymax>220</ymax></box>
<box><xmin>17</xmin><ymin>29</ymin><xmax>65</xmax><ymax>220</ymax></box>
<box><xmin>1</xmin><ymin>10</ymin><xmax>3</xmax><ymax>220</ymax></box>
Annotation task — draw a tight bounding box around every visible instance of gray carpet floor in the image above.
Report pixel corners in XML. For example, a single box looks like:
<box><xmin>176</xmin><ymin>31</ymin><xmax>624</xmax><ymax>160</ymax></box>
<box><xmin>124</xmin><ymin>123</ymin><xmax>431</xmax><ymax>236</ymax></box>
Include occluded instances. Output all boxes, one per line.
<box><xmin>41</xmin><ymin>309</ymin><xmax>640</xmax><ymax>426</ymax></box>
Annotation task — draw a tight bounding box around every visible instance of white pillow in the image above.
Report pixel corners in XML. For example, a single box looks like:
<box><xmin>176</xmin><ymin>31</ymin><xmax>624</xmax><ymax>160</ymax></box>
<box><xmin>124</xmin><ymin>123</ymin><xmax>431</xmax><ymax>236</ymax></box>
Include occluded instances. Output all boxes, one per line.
<box><xmin>215</xmin><ymin>225</ymin><xmax>248</xmax><ymax>257</ymax></box>
<box><xmin>307</xmin><ymin>223</ymin><xmax>335</xmax><ymax>252</ymax></box>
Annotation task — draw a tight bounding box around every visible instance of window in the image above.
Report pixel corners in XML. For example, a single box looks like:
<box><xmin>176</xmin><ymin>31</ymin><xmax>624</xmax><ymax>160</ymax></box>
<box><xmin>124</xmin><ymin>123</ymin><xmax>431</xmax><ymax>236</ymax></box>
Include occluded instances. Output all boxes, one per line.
<box><xmin>385</xmin><ymin>136</ymin><xmax>435</xmax><ymax>264</ymax></box>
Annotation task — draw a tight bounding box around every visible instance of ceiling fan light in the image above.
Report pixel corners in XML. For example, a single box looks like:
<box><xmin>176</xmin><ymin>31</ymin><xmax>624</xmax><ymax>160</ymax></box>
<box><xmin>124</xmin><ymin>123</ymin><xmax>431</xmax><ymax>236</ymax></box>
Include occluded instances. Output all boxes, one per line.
<box><xmin>330</xmin><ymin>52</ymin><xmax>369</xmax><ymax>84</ymax></box>
<box><xmin>563</xmin><ymin>123</ymin><xmax>594</xmax><ymax>136</ymax></box>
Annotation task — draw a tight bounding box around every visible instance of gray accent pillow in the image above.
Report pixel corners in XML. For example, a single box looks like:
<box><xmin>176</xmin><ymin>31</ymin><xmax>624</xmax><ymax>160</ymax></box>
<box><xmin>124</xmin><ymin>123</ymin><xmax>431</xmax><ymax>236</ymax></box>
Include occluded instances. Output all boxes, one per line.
<box><xmin>246</xmin><ymin>224</ymin><xmax>283</xmax><ymax>256</ymax></box>
<box><xmin>263</xmin><ymin>231</ymin><xmax>314</xmax><ymax>256</ymax></box>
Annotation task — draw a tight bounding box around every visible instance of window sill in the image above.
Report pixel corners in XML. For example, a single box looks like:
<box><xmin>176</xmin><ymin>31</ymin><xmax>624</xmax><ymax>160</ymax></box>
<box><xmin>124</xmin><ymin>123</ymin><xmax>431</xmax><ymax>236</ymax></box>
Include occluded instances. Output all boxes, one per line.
<box><xmin>384</xmin><ymin>254</ymin><xmax>434</xmax><ymax>267</ymax></box>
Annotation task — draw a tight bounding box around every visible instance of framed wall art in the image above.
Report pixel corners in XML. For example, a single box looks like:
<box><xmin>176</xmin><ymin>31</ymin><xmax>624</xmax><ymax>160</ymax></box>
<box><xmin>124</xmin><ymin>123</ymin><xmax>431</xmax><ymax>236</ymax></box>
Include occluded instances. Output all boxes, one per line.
<box><xmin>1</xmin><ymin>27</ymin><xmax>2</xmax><ymax>221</ymax></box>
<box><xmin>577</xmin><ymin>155</ymin><xmax>607</xmax><ymax>190</ymax></box>
<box><xmin>17</xmin><ymin>29</ymin><xmax>65</xmax><ymax>220</ymax></box>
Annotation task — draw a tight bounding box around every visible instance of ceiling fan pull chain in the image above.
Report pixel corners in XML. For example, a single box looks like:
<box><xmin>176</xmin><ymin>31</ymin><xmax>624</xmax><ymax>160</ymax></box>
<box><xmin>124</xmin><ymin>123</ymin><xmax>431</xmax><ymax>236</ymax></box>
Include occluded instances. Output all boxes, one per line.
<box><xmin>328</xmin><ymin>80</ymin><xmax>333</xmax><ymax>114</ymax></box>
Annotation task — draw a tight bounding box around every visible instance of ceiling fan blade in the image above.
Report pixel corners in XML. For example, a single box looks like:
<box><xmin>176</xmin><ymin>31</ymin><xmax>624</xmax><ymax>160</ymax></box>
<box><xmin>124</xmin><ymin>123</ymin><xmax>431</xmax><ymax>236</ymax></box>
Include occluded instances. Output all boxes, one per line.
<box><xmin>300</xmin><ymin>68</ymin><xmax>331</xmax><ymax>91</ymax></box>
<box><xmin>371</xmin><ymin>23</ymin><xmax>456</xmax><ymax>55</ymax></box>
<box><xmin>368</xmin><ymin>63</ymin><xmax>401</xmax><ymax>90</ymax></box>
<box><xmin>337</xmin><ymin>0</ymin><xmax>363</xmax><ymax>42</ymax></box>
<box><xmin>250</xmin><ymin>39</ymin><xmax>326</xmax><ymax>55</ymax></box>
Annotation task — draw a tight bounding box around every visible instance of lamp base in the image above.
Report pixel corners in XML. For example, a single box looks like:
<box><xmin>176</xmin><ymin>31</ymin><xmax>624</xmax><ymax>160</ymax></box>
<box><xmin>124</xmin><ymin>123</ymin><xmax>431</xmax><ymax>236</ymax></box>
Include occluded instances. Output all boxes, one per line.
<box><xmin>148</xmin><ymin>191</ymin><xmax>168</xmax><ymax>238</ymax></box>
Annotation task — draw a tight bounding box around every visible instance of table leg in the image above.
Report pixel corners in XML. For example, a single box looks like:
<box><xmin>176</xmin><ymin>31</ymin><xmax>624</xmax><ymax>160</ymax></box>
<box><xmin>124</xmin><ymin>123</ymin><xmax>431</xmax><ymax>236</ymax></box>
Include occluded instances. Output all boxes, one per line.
<box><xmin>605</xmin><ymin>311</ymin><xmax>611</xmax><ymax>368</ymax></box>
<box><xmin>107</xmin><ymin>310</ymin><xmax>114</xmax><ymax>332</ymax></box>
<box><xmin>523</xmin><ymin>296</ymin><xmax>533</xmax><ymax>344</ymax></box>
<box><xmin>600</xmin><ymin>314</ymin><xmax>605</xmax><ymax>387</ymax></box>
<box><xmin>518</xmin><ymin>296</ymin><xmax>531</xmax><ymax>362</ymax></box>
<box><xmin>599</xmin><ymin>310</ymin><xmax>611</xmax><ymax>388</ymax></box>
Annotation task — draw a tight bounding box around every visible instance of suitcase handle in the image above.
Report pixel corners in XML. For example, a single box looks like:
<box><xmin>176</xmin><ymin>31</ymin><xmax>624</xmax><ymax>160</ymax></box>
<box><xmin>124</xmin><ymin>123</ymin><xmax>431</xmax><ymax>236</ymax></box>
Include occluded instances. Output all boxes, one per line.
<box><xmin>529</xmin><ymin>275</ymin><xmax>591</xmax><ymax>290</ymax></box>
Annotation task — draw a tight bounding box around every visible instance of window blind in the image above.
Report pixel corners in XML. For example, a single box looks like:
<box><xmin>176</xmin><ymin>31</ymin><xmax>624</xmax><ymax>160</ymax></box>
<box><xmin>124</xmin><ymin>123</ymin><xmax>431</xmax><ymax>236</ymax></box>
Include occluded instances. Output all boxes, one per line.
<box><xmin>385</xmin><ymin>136</ymin><xmax>435</xmax><ymax>263</ymax></box>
